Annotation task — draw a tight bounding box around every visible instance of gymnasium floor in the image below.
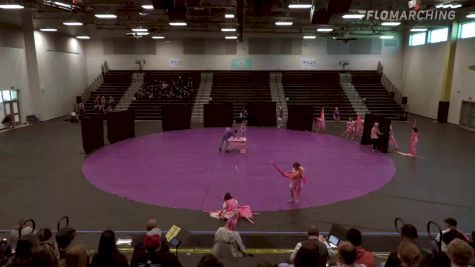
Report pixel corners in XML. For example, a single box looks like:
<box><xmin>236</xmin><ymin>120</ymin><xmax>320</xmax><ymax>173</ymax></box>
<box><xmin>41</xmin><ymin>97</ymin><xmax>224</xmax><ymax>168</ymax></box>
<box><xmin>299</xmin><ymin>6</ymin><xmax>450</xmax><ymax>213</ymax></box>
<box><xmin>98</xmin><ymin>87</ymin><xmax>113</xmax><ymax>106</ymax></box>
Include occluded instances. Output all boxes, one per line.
<box><xmin>0</xmin><ymin>115</ymin><xmax>474</xmax><ymax>265</ymax></box>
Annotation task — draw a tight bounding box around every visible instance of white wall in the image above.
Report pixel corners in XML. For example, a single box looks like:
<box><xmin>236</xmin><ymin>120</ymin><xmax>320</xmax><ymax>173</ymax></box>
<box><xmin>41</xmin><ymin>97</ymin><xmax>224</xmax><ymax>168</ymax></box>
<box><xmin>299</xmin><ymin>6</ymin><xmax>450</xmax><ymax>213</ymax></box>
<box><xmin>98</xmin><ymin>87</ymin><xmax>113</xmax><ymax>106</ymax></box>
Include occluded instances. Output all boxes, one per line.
<box><xmin>401</xmin><ymin>42</ymin><xmax>447</xmax><ymax>119</ymax></box>
<box><xmin>34</xmin><ymin>31</ymin><xmax>88</xmax><ymax>121</ymax></box>
<box><xmin>448</xmin><ymin>38</ymin><xmax>475</xmax><ymax>124</ymax></box>
<box><xmin>85</xmin><ymin>36</ymin><xmax>403</xmax><ymax>87</ymax></box>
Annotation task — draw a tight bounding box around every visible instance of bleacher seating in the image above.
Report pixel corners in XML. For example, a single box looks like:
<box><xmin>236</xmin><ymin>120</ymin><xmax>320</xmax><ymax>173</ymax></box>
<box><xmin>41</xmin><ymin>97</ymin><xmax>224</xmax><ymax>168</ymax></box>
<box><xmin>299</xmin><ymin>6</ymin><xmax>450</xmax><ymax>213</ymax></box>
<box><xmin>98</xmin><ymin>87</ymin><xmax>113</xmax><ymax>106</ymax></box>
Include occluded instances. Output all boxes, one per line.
<box><xmin>210</xmin><ymin>71</ymin><xmax>272</xmax><ymax>120</ymax></box>
<box><xmin>282</xmin><ymin>71</ymin><xmax>356</xmax><ymax>120</ymax></box>
<box><xmin>84</xmin><ymin>70</ymin><xmax>134</xmax><ymax>116</ymax></box>
<box><xmin>351</xmin><ymin>71</ymin><xmax>403</xmax><ymax>120</ymax></box>
<box><xmin>130</xmin><ymin>71</ymin><xmax>201</xmax><ymax>120</ymax></box>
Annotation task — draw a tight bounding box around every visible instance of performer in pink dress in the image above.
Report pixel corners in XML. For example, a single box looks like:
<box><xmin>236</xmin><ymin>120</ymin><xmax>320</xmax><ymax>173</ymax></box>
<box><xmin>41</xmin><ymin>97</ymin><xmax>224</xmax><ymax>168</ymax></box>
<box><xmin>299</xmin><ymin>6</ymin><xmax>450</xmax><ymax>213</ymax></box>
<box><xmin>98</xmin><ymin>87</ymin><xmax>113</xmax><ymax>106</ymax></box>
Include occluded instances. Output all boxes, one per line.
<box><xmin>356</xmin><ymin>114</ymin><xmax>364</xmax><ymax>137</ymax></box>
<box><xmin>342</xmin><ymin>118</ymin><xmax>355</xmax><ymax>139</ymax></box>
<box><xmin>283</xmin><ymin>162</ymin><xmax>305</xmax><ymax>203</ymax></box>
<box><xmin>219</xmin><ymin>192</ymin><xmax>240</xmax><ymax>231</ymax></box>
<box><xmin>315</xmin><ymin>108</ymin><xmax>325</xmax><ymax>133</ymax></box>
<box><xmin>409</xmin><ymin>127</ymin><xmax>418</xmax><ymax>157</ymax></box>
<box><xmin>388</xmin><ymin>125</ymin><xmax>400</xmax><ymax>151</ymax></box>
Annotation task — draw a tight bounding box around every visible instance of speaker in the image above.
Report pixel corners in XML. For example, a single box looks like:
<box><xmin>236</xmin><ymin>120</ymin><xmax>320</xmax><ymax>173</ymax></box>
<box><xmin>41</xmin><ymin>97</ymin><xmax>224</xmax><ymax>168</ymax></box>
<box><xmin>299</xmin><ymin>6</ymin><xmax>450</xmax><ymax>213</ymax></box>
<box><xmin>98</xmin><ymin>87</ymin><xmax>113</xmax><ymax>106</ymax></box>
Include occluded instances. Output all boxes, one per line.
<box><xmin>162</xmin><ymin>104</ymin><xmax>192</xmax><ymax>131</ymax></box>
<box><xmin>287</xmin><ymin>105</ymin><xmax>314</xmax><ymax>131</ymax></box>
<box><xmin>76</xmin><ymin>96</ymin><xmax>83</xmax><ymax>104</ymax></box>
<box><xmin>402</xmin><ymin>97</ymin><xmax>408</xmax><ymax>105</ymax></box>
<box><xmin>81</xmin><ymin>116</ymin><xmax>104</xmax><ymax>154</ymax></box>
<box><xmin>361</xmin><ymin>114</ymin><xmax>391</xmax><ymax>153</ymax></box>
<box><xmin>437</xmin><ymin>101</ymin><xmax>449</xmax><ymax>123</ymax></box>
<box><xmin>107</xmin><ymin>110</ymin><xmax>135</xmax><ymax>144</ymax></box>
<box><xmin>204</xmin><ymin>103</ymin><xmax>234</xmax><ymax>127</ymax></box>
<box><xmin>247</xmin><ymin>102</ymin><xmax>276</xmax><ymax>126</ymax></box>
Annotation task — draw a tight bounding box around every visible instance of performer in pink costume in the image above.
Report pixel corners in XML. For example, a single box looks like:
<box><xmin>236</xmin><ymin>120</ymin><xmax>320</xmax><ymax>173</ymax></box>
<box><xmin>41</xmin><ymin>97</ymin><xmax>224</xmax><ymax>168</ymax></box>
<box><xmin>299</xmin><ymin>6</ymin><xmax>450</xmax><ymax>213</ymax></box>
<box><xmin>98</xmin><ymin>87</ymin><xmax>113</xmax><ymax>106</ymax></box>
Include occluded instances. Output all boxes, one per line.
<box><xmin>342</xmin><ymin>118</ymin><xmax>355</xmax><ymax>139</ymax></box>
<box><xmin>283</xmin><ymin>162</ymin><xmax>305</xmax><ymax>203</ymax></box>
<box><xmin>356</xmin><ymin>114</ymin><xmax>364</xmax><ymax>137</ymax></box>
<box><xmin>409</xmin><ymin>127</ymin><xmax>418</xmax><ymax>157</ymax></box>
<box><xmin>219</xmin><ymin>192</ymin><xmax>240</xmax><ymax>231</ymax></box>
<box><xmin>388</xmin><ymin>125</ymin><xmax>400</xmax><ymax>151</ymax></box>
<box><xmin>315</xmin><ymin>108</ymin><xmax>325</xmax><ymax>133</ymax></box>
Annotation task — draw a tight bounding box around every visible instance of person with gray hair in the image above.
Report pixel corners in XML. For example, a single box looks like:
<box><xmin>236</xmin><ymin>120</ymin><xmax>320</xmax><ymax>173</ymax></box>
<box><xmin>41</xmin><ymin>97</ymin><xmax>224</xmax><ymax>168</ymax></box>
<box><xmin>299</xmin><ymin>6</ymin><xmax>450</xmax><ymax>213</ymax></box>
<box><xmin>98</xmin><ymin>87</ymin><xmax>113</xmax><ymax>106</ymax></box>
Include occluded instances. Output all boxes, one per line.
<box><xmin>290</xmin><ymin>225</ymin><xmax>334</xmax><ymax>267</ymax></box>
<box><xmin>447</xmin><ymin>239</ymin><xmax>473</xmax><ymax>267</ymax></box>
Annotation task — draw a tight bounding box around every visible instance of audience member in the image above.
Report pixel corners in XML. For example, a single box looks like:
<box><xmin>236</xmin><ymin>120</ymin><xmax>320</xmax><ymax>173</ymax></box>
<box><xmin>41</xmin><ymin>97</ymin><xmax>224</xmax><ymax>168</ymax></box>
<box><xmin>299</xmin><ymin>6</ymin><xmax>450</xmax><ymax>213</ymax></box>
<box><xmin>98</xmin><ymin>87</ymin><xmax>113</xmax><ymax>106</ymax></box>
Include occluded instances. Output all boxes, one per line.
<box><xmin>9</xmin><ymin>219</ymin><xmax>34</xmax><ymax>249</ymax></box>
<box><xmin>78</xmin><ymin>103</ymin><xmax>86</xmax><ymax>118</ymax></box>
<box><xmin>336</xmin><ymin>241</ymin><xmax>366</xmax><ymax>267</ymax></box>
<box><xmin>64</xmin><ymin>245</ymin><xmax>89</xmax><ymax>267</ymax></box>
<box><xmin>346</xmin><ymin>228</ymin><xmax>375</xmax><ymax>267</ymax></box>
<box><xmin>2</xmin><ymin>114</ymin><xmax>15</xmax><ymax>129</ymax></box>
<box><xmin>435</xmin><ymin>218</ymin><xmax>468</xmax><ymax>253</ymax></box>
<box><xmin>7</xmin><ymin>235</ymin><xmax>37</xmax><ymax>267</ymax></box>
<box><xmin>197</xmin><ymin>254</ymin><xmax>224</xmax><ymax>267</ymax></box>
<box><xmin>290</xmin><ymin>225</ymin><xmax>334</xmax><ymax>267</ymax></box>
<box><xmin>130</xmin><ymin>228</ymin><xmax>181</xmax><ymax>267</ymax></box>
<box><xmin>56</xmin><ymin>227</ymin><xmax>76</xmax><ymax>260</ymax></box>
<box><xmin>212</xmin><ymin>226</ymin><xmax>247</xmax><ymax>258</ymax></box>
<box><xmin>137</xmin><ymin>76</ymin><xmax>193</xmax><ymax>101</ymax></box>
<box><xmin>398</xmin><ymin>241</ymin><xmax>421</xmax><ymax>267</ymax></box>
<box><xmin>446</xmin><ymin>239</ymin><xmax>473</xmax><ymax>267</ymax></box>
<box><xmin>90</xmin><ymin>230</ymin><xmax>128</xmax><ymax>267</ymax></box>
<box><xmin>293</xmin><ymin>239</ymin><xmax>321</xmax><ymax>267</ymax></box>
<box><xmin>384</xmin><ymin>224</ymin><xmax>432</xmax><ymax>267</ymax></box>
<box><xmin>35</xmin><ymin>228</ymin><xmax>59</xmax><ymax>267</ymax></box>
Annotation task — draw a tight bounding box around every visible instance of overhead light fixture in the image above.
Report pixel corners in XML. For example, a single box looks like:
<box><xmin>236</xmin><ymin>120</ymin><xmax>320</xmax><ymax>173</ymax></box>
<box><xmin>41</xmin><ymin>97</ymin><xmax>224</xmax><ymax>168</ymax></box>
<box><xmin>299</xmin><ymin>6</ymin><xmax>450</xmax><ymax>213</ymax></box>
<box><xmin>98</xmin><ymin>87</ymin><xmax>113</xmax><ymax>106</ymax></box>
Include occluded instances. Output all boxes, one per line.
<box><xmin>63</xmin><ymin>22</ymin><xmax>83</xmax><ymax>26</ymax></box>
<box><xmin>317</xmin><ymin>28</ymin><xmax>333</xmax><ymax>32</ymax></box>
<box><xmin>169</xmin><ymin>22</ymin><xmax>187</xmax><ymax>26</ymax></box>
<box><xmin>450</xmin><ymin>3</ymin><xmax>462</xmax><ymax>8</ymax></box>
<box><xmin>380</xmin><ymin>35</ymin><xmax>394</xmax><ymax>39</ymax></box>
<box><xmin>288</xmin><ymin>4</ymin><xmax>312</xmax><ymax>9</ymax></box>
<box><xmin>132</xmin><ymin>28</ymin><xmax>148</xmax><ymax>32</ymax></box>
<box><xmin>40</xmin><ymin>28</ymin><xmax>58</xmax><ymax>32</ymax></box>
<box><xmin>342</xmin><ymin>13</ymin><xmax>365</xmax><ymax>19</ymax></box>
<box><xmin>225</xmin><ymin>36</ymin><xmax>238</xmax><ymax>39</ymax></box>
<box><xmin>152</xmin><ymin>36</ymin><xmax>165</xmax><ymax>39</ymax></box>
<box><xmin>410</xmin><ymin>28</ymin><xmax>428</xmax><ymax>32</ymax></box>
<box><xmin>76</xmin><ymin>36</ymin><xmax>90</xmax><ymax>39</ymax></box>
<box><xmin>136</xmin><ymin>32</ymin><xmax>150</xmax><ymax>36</ymax></box>
<box><xmin>225</xmin><ymin>13</ymin><xmax>235</xmax><ymax>19</ymax></box>
<box><xmin>53</xmin><ymin>1</ymin><xmax>71</xmax><ymax>8</ymax></box>
<box><xmin>141</xmin><ymin>5</ymin><xmax>153</xmax><ymax>9</ymax></box>
<box><xmin>303</xmin><ymin>35</ymin><xmax>317</xmax><ymax>39</ymax></box>
<box><xmin>381</xmin><ymin>21</ymin><xmax>401</xmax><ymax>26</ymax></box>
<box><xmin>221</xmin><ymin>28</ymin><xmax>236</xmax><ymax>32</ymax></box>
<box><xmin>95</xmin><ymin>14</ymin><xmax>117</xmax><ymax>19</ymax></box>
<box><xmin>275</xmin><ymin>21</ymin><xmax>293</xmax><ymax>26</ymax></box>
<box><xmin>467</xmin><ymin>13</ymin><xmax>475</xmax><ymax>18</ymax></box>
<box><xmin>0</xmin><ymin>4</ymin><xmax>24</xmax><ymax>9</ymax></box>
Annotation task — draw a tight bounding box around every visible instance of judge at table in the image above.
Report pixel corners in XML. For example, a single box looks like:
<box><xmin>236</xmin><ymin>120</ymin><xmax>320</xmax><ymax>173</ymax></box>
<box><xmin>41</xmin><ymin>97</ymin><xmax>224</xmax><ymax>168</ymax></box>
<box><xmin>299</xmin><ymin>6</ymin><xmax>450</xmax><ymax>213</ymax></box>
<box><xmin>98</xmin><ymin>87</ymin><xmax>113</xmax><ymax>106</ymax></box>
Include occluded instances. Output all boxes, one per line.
<box><xmin>219</xmin><ymin>127</ymin><xmax>238</xmax><ymax>153</ymax></box>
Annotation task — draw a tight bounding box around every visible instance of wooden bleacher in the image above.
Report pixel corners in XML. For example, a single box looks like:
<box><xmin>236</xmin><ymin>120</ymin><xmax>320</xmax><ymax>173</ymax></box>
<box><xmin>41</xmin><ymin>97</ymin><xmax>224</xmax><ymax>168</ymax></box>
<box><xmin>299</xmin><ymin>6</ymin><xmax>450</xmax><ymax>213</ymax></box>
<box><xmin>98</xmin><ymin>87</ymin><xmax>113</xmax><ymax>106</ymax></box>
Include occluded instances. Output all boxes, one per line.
<box><xmin>84</xmin><ymin>70</ymin><xmax>134</xmax><ymax>116</ymax></box>
<box><xmin>282</xmin><ymin>71</ymin><xmax>356</xmax><ymax>120</ymax></box>
<box><xmin>130</xmin><ymin>71</ymin><xmax>201</xmax><ymax>120</ymax></box>
<box><xmin>351</xmin><ymin>71</ymin><xmax>403</xmax><ymax>120</ymax></box>
<box><xmin>210</xmin><ymin>71</ymin><xmax>272</xmax><ymax>120</ymax></box>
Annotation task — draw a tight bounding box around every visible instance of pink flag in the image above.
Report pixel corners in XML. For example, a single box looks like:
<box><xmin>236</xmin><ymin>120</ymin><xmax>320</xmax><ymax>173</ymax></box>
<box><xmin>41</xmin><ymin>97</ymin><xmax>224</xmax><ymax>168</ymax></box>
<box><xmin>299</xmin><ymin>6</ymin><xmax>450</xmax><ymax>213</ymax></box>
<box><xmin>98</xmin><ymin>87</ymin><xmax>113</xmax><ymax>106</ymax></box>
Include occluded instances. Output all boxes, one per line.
<box><xmin>319</xmin><ymin>108</ymin><xmax>325</xmax><ymax>130</ymax></box>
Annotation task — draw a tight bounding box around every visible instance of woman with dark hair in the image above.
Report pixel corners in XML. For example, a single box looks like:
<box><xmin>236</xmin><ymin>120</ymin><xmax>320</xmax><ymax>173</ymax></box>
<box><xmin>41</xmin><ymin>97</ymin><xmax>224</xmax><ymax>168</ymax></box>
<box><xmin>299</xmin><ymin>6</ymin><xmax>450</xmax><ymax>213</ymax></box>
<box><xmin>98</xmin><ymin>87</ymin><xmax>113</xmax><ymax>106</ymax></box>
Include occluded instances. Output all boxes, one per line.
<box><xmin>90</xmin><ymin>230</ymin><xmax>128</xmax><ymax>267</ymax></box>
<box><xmin>34</xmin><ymin>228</ymin><xmax>58</xmax><ymax>267</ymax></box>
<box><xmin>283</xmin><ymin>162</ymin><xmax>305</xmax><ymax>203</ymax></box>
<box><xmin>7</xmin><ymin>236</ymin><xmax>37</xmax><ymax>267</ymax></box>
<box><xmin>218</xmin><ymin>193</ymin><xmax>240</xmax><ymax>231</ymax></box>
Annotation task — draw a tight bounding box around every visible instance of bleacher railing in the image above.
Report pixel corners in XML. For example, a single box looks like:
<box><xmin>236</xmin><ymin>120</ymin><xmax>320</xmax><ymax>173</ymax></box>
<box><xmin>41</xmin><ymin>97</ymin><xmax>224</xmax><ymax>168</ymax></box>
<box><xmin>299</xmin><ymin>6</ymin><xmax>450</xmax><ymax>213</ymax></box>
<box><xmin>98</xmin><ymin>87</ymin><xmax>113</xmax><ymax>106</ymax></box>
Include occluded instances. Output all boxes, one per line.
<box><xmin>81</xmin><ymin>61</ymin><xmax>108</xmax><ymax>104</ymax></box>
<box><xmin>381</xmin><ymin>73</ymin><xmax>402</xmax><ymax>105</ymax></box>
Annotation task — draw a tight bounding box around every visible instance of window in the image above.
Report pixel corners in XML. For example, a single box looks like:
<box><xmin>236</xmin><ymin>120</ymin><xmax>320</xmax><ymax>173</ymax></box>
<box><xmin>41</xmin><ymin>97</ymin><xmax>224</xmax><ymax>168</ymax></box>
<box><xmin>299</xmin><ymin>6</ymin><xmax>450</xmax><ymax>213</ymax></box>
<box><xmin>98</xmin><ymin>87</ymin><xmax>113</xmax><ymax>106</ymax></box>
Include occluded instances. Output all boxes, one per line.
<box><xmin>460</xmin><ymin>21</ymin><xmax>475</xmax><ymax>39</ymax></box>
<box><xmin>409</xmin><ymin>32</ymin><xmax>426</xmax><ymax>46</ymax></box>
<box><xmin>428</xmin><ymin>28</ymin><xmax>448</xmax><ymax>43</ymax></box>
<box><xmin>2</xmin><ymin>90</ymin><xmax>11</xmax><ymax>101</ymax></box>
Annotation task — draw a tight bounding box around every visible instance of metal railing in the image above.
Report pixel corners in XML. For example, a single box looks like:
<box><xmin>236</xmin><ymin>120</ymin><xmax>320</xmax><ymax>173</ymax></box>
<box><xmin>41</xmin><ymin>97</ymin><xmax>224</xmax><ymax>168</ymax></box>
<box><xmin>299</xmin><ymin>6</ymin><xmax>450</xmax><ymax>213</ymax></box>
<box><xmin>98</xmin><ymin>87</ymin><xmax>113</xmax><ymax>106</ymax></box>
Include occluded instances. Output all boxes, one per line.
<box><xmin>81</xmin><ymin>61</ymin><xmax>108</xmax><ymax>103</ymax></box>
<box><xmin>381</xmin><ymin>73</ymin><xmax>403</xmax><ymax>104</ymax></box>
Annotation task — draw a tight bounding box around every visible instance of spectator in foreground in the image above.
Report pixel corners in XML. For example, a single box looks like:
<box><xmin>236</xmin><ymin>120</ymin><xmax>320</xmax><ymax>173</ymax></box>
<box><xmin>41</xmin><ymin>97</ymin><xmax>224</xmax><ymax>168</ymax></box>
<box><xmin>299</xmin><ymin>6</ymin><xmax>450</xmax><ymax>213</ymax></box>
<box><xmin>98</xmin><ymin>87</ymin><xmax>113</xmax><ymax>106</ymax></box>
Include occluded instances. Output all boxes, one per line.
<box><xmin>64</xmin><ymin>244</ymin><xmax>89</xmax><ymax>267</ymax></box>
<box><xmin>436</xmin><ymin>218</ymin><xmax>468</xmax><ymax>253</ymax></box>
<box><xmin>56</xmin><ymin>227</ymin><xmax>76</xmax><ymax>260</ymax></box>
<box><xmin>447</xmin><ymin>239</ymin><xmax>473</xmax><ymax>267</ymax></box>
<box><xmin>294</xmin><ymin>240</ymin><xmax>320</xmax><ymax>267</ymax></box>
<box><xmin>130</xmin><ymin>228</ymin><xmax>181</xmax><ymax>267</ymax></box>
<box><xmin>7</xmin><ymin>236</ymin><xmax>37</xmax><ymax>267</ymax></box>
<box><xmin>90</xmin><ymin>230</ymin><xmax>128</xmax><ymax>267</ymax></box>
<box><xmin>385</xmin><ymin>224</ymin><xmax>432</xmax><ymax>267</ymax></box>
<box><xmin>290</xmin><ymin>225</ymin><xmax>333</xmax><ymax>267</ymax></box>
<box><xmin>212</xmin><ymin>225</ymin><xmax>247</xmax><ymax>258</ymax></box>
<box><xmin>35</xmin><ymin>228</ymin><xmax>59</xmax><ymax>267</ymax></box>
<box><xmin>197</xmin><ymin>254</ymin><xmax>224</xmax><ymax>267</ymax></box>
<box><xmin>346</xmin><ymin>228</ymin><xmax>375</xmax><ymax>267</ymax></box>
<box><xmin>398</xmin><ymin>241</ymin><xmax>421</xmax><ymax>267</ymax></box>
<box><xmin>336</xmin><ymin>241</ymin><xmax>367</xmax><ymax>267</ymax></box>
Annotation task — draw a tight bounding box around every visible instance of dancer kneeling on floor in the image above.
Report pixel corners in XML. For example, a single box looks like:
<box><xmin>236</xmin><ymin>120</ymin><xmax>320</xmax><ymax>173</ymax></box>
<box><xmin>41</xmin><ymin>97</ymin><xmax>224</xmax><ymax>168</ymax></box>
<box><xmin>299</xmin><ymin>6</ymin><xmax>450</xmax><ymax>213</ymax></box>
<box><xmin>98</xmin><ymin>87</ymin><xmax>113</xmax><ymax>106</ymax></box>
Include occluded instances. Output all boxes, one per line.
<box><xmin>218</xmin><ymin>193</ymin><xmax>239</xmax><ymax>231</ymax></box>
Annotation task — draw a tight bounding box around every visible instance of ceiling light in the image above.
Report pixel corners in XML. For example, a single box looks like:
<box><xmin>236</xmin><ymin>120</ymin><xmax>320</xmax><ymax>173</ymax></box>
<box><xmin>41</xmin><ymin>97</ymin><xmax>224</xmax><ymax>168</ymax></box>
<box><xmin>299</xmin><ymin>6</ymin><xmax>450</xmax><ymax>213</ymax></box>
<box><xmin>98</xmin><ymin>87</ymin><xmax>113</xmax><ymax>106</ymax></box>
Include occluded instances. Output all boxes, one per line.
<box><xmin>136</xmin><ymin>32</ymin><xmax>150</xmax><ymax>36</ymax></box>
<box><xmin>467</xmin><ymin>14</ymin><xmax>475</xmax><ymax>18</ymax></box>
<box><xmin>342</xmin><ymin>13</ymin><xmax>365</xmax><ymax>19</ymax></box>
<box><xmin>317</xmin><ymin>28</ymin><xmax>333</xmax><ymax>32</ymax></box>
<box><xmin>95</xmin><ymin>14</ymin><xmax>117</xmax><ymax>19</ymax></box>
<box><xmin>450</xmin><ymin>3</ymin><xmax>462</xmax><ymax>8</ymax></box>
<box><xmin>63</xmin><ymin>22</ymin><xmax>83</xmax><ymax>26</ymax></box>
<box><xmin>141</xmin><ymin>5</ymin><xmax>153</xmax><ymax>9</ymax></box>
<box><xmin>169</xmin><ymin>22</ymin><xmax>187</xmax><ymax>26</ymax></box>
<box><xmin>40</xmin><ymin>28</ymin><xmax>58</xmax><ymax>32</ymax></box>
<box><xmin>76</xmin><ymin>36</ymin><xmax>90</xmax><ymax>39</ymax></box>
<box><xmin>275</xmin><ymin>21</ymin><xmax>293</xmax><ymax>26</ymax></box>
<box><xmin>54</xmin><ymin>1</ymin><xmax>71</xmax><ymax>8</ymax></box>
<box><xmin>436</xmin><ymin>3</ymin><xmax>444</xmax><ymax>8</ymax></box>
<box><xmin>132</xmin><ymin>28</ymin><xmax>148</xmax><ymax>32</ymax></box>
<box><xmin>303</xmin><ymin>35</ymin><xmax>317</xmax><ymax>39</ymax></box>
<box><xmin>0</xmin><ymin>4</ymin><xmax>24</xmax><ymax>9</ymax></box>
<box><xmin>225</xmin><ymin>14</ymin><xmax>235</xmax><ymax>18</ymax></box>
<box><xmin>225</xmin><ymin>36</ymin><xmax>238</xmax><ymax>39</ymax></box>
<box><xmin>381</xmin><ymin>21</ymin><xmax>401</xmax><ymax>26</ymax></box>
<box><xmin>380</xmin><ymin>35</ymin><xmax>394</xmax><ymax>39</ymax></box>
<box><xmin>152</xmin><ymin>36</ymin><xmax>165</xmax><ymax>39</ymax></box>
<box><xmin>410</xmin><ymin>28</ymin><xmax>428</xmax><ymax>32</ymax></box>
<box><xmin>221</xmin><ymin>28</ymin><xmax>236</xmax><ymax>32</ymax></box>
<box><xmin>288</xmin><ymin>4</ymin><xmax>312</xmax><ymax>9</ymax></box>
